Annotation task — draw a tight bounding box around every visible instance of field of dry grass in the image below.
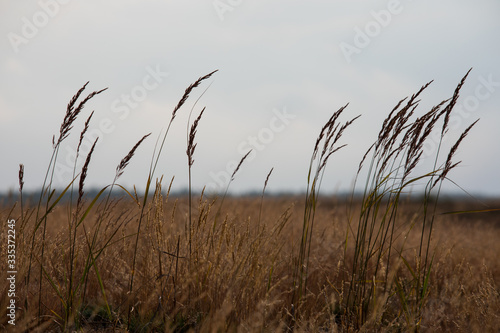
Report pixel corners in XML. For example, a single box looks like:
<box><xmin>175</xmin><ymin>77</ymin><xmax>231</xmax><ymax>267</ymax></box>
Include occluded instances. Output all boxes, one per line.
<box><xmin>1</xmin><ymin>195</ymin><xmax>499</xmax><ymax>332</ymax></box>
<box><xmin>1</xmin><ymin>70</ymin><xmax>499</xmax><ymax>332</ymax></box>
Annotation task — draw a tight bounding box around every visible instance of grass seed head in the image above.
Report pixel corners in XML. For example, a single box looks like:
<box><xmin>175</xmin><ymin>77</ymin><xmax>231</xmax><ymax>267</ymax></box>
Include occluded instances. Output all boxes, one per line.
<box><xmin>77</xmin><ymin>111</ymin><xmax>95</xmax><ymax>157</ymax></box>
<box><xmin>433</xmin><ymin>119</ymin><xmax>479</xmax><ymax>188</ymax></box>
<box><xmin>116</xmin><ymin>133</ymin><xmax>151</xmax><ymax>180</ymax></box>
<box><xmin>440</xmin><ymin>68</ymin><xmax>472</xmax><ymax>135</ymax></box>
<box><xmin>78</xmin><ymin>137</ymin><xmax>98</xmax><ymax>208</ymax></box>
<box><xmin>232</xmin><ymin>150</ymin><xmax>252</xmax><ymax>181</ymax></box>
<box><xmin>56</xmin><ymin>83</ymin><xmax>107</xmax><ymax>147</ymax></box>
<box><xmin>187</xmin><ymin>107</ymin><xmax>206</xmax><ymax>167</ymax></box>
<box><xmin>18</xmin><ymin>163</ymin><xmax>24</xmax><ymax>192</ymax></box>
<box><xmin>171</xmin><ymin>70</ymin><xmax>218</xmax><ymax>120</ymax></box>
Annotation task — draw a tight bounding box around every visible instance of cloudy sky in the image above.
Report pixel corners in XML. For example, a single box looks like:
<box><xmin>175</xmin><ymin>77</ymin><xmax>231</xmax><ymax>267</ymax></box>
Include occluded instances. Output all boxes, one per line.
<box><xmin>1</xmin><ymin>0</ymin><xmax>499</xmax><ymax>196</ymax></box>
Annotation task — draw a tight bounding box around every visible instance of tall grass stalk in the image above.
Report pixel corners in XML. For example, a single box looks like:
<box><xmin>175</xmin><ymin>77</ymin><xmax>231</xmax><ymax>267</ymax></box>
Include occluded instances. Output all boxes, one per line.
<box><xmin>20</xmin><ymin>82</ymin><xmax>154</xmax><ymax>330</ymax></box>
<box><xmin>187</xmin><ymin>107</ymin><xmax>205</xmax><ymax>260</ymax></box>
<box><xmin>18</xmin><ymin>164</ymin><xmax>25</xmax><ymax>229</ymax></box>
<box><xmin>24</xmin><ymin>82</ymin><xmax>106</xmax><ymax>323</ymax></box>
<box><xmin>258</xmin><ymin>168</ymin><xmax>274</xmax><ymax>229</ymax></box>
<box><xmin>291</xmin><ymin>105</ymin><xmax>359</xmax><ymax>327</ymax></box>
<box><xmin>65</xmin><ymin>110</ymin><xmax>94</xmax><ymax>326</ymax></box>
<box><xmin>127</xmin><ymin>70</ymin><xmax>217</xmax><ymax>329</ymax></box>
<box><xmin>185</xmin><ymin>81</ymin><xmax>212</xmax><ymax>262</ymax></box>
<box><xmin>343</xmin><ymin>70</ymin><xmax>478</xmax><ymax>330</ymax></box>
<box><xmin>75</xmin><ymin>133</ymin><xmax>151</xmax><ymax>327</ymax></box>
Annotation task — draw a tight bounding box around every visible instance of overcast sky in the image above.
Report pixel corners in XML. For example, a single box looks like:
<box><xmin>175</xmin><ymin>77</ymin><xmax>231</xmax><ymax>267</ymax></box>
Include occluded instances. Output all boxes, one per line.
<box><xmin>1</xmin><ymin>0</ymin><xmax>500</xmax><ymax>197</ymax></box>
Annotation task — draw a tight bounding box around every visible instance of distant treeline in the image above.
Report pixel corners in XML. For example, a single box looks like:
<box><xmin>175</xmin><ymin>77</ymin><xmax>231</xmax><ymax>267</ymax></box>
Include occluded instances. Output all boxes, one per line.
<box><xmin>1</xmin><ymin>187</ymin><xmax>497</xmax><ymax>206</ymax></box>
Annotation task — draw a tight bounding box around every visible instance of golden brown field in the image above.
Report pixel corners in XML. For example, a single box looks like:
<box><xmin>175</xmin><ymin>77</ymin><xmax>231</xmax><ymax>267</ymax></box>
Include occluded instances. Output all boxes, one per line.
<box><xmin>1</xmin><ymin>70</ymin><xmax>499</xmax><ymax>332</ymax></box>
<box><xmin>1</xmin><ymin>195</ymin><xmax>499</xmax><ymax>332</ymax></box>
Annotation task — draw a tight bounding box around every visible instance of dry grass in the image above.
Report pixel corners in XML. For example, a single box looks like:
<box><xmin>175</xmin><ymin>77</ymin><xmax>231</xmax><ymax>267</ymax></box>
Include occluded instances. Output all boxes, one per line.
<box><xmin>1</xmin><ymin>70</ymin><xmax>499</xmax><ymax>332</ymax></box>
<box><xmin>1</xmin><ymin>196</ymin><xmax>499</xmax><ymax>332</ymax></box>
